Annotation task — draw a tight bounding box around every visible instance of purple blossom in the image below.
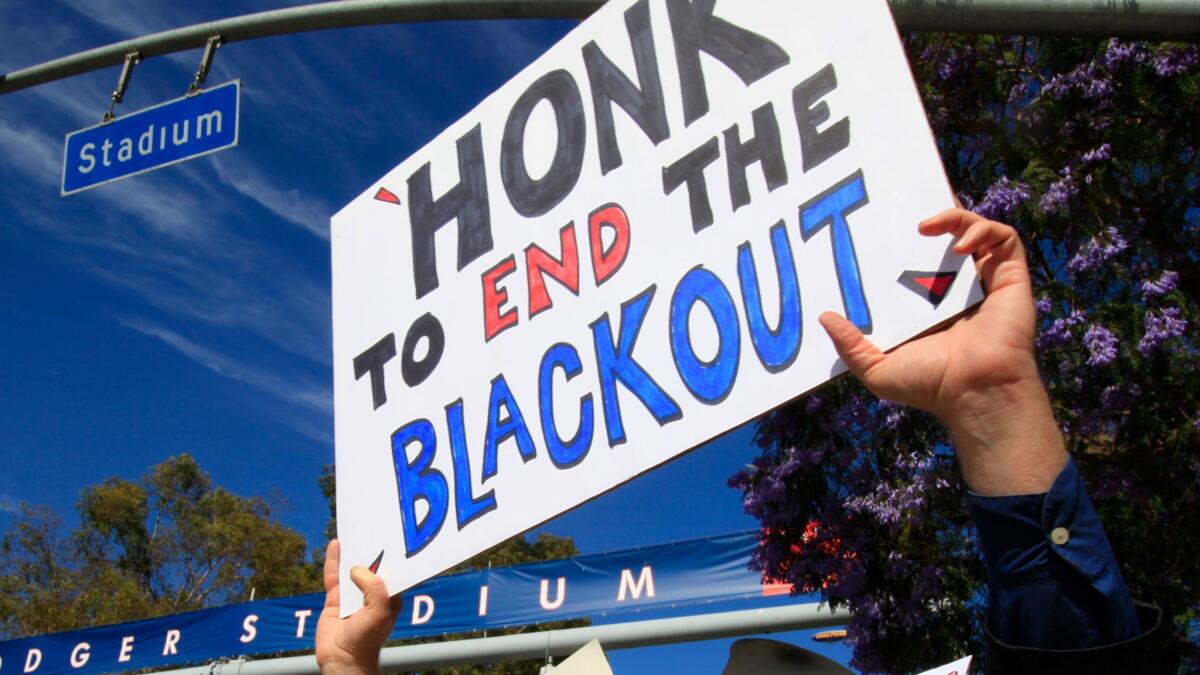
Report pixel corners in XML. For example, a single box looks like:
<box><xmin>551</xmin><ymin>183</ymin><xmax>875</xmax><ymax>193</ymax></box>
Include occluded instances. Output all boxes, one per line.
<box><xmin>1140</xmin><ymin>270</ymin><xmax>1179</xmax><ymax>300</ymax></box>
<box><xmin>1103</xmin><ymin>39</ymin><xmax>1144</xmax><ymax>71</ymax></box>
<box><xmin>975</xmin><ymin>177</ymin><xmax>1031</xmax><ymax>220</ymax></box>
<box><xmin>1008</xmin><ymin>80</ymin><xmax>1031</xmax><ymax>106</ymax></box>
<box><xmin>1083</xmin><ymin>75</ymin><xmax>1114</xmax><ymax>99</ymax></box>
<box><xmin>1037</xmin><ymin>309</ymin><xmax>1086</xmax><ymax>349</ymax></box>
<box><xmin>1040</xmin><ymin>169</ymin><xmax>1079</xmax><ymax>214</ymax></box>
<box><xmin>879</xmin><ymin>400</ymin><xmax>907</xmax><ymax>431</ymax></box>
<box><xmin>885</xmin><ymin>550</ymin><xmax>911</xmax><ymax>578</ymax></box>
<box><xmin>805</xmin><ymin>394</ymin><xmax>824</xmax><ymax>414</ymax></box>
<box><xmin>1138</xmin><ymin>307</ymin><xmax>1188</xmax><ymax>355</ymax></box>
<box><xmin>1042</xmin><ymin>73</ymin><xmax>1073</xmax><ymax>100</ymax></box>
<box><xmin>1043</xmin><ymin>62</ymin><xmax>1114</xmax><ymax>101</ymax></box>
<box><xmin>1151</xmin><ymin>46</ymin><xmax>1198</xmax><ymax>77</ymax></box>
<box><xmin>1084</xmin><ymin>324</ymin><xmax>1119</xmax><ymax>366</ymax></box>
<box><xmin>834</xmin><ymin>392</ymin><xmax>871</xmax><ymax>430</ymax></box>
<box><xmin>1081</xmin><ymin>143</ymin><xmax>1111</xmax><ymax>164</ymax></box>
<box><xmin>1067</xmin><ymin>227</ymin><xmax>1129</xmax><ymax>274</ymax></box>
<box><xmin>1036</xmin><ymin>295</ymin><xmax>1053</xmax><ymax>314</ymax></box>
<box><xmin>1101</xmin><ymin>383</ymin><xmax>1141</xmax><ymax>413</ymax></box>
<box><xmin>931</xmin><ymin>45</ymin><xmax>974</xmax><ymax>84</ymax></box>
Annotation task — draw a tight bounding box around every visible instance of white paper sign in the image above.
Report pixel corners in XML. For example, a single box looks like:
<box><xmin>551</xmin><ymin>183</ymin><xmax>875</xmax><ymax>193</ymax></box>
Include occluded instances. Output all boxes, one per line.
<box><xmin>331</xmin><ymin>0</ymin><xmax>982</xmax><ymax>613</ymax></box>
<box><xmin>917</xmin><ymin>655</ymin><xmax>974</xmax><ymax>675</ymax></box>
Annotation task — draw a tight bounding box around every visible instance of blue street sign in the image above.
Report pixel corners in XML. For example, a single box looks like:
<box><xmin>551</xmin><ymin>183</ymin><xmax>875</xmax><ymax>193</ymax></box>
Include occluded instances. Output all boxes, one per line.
<box><xmin>61</xmin><ymin>80</ymin><xmax>239</xmax><ymax>195</ymax></box>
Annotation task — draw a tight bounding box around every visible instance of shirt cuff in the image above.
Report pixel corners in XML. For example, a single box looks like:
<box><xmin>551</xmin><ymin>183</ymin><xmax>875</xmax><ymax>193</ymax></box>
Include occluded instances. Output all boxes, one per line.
<box><xmin>967</xmin><ymin>456</ymin><xmax>1141</xmax><ymax>647</ymax></box>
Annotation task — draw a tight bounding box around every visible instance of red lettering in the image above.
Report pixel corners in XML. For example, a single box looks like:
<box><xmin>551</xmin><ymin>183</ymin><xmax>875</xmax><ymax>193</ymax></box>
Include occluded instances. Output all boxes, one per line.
<box><xmin>481</xmin><ymin>256</ymin><xmax>519</xmax><ymax>341</ymax></box>
<box><xmin>525</xmin><ymin>223</ymin><xmax>580</xmax><ymax>318</ymax></box>
<box><xmin>589</xmin><ymin>203</ymin><xmax>630</xmax><ymax>286</ymax></box>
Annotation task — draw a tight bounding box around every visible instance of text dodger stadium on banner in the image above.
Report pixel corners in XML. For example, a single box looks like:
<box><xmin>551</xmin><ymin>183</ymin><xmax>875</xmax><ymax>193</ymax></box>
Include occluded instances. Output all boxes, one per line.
<box><xmin>331</xmin><ymin>0</ymin><xmax>983</xmax><ymax>613</ymax></box>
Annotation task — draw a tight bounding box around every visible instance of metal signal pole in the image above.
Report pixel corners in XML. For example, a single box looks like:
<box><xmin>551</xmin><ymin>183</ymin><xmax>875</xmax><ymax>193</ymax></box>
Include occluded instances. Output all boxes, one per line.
<box><xmin>3</xmin><ymin>0</ymin><xmax>1199</xmax><ymax>96</ymax></box>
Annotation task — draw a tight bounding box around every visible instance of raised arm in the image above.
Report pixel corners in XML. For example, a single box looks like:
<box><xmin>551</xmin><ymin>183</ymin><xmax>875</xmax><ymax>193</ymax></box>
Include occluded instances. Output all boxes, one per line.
<box><xmin>820</xmin><ymin>209</ymin><xmax>1150</xmax><ymax>667</ymax></box>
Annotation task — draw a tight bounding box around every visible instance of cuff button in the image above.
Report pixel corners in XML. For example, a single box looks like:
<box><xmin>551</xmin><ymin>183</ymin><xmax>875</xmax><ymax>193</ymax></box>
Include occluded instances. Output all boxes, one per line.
<box><xmin>1050</xmin><ymin>527</ymin><xmax>1070</xmax><ymax>545</ymax></box>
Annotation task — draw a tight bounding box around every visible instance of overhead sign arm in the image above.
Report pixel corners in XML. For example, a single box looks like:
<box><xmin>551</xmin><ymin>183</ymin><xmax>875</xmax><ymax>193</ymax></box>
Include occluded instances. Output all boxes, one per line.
<box><xmin>3</xmin><ymin>0</ymin><xmax>1198</xmax><ymax>96</ymax></box>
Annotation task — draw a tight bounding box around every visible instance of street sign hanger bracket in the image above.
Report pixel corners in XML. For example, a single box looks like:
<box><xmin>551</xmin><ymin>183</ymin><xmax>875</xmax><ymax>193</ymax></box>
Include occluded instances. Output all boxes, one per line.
<box><xmin>103</xmin><ymin>50</ymin><xmax>140</xmax><ymax>123</ymax></box>
<box><xmin>189</xmin><ymin>35</ymin><xmax>223</xmax><ymax>94</ymax></box>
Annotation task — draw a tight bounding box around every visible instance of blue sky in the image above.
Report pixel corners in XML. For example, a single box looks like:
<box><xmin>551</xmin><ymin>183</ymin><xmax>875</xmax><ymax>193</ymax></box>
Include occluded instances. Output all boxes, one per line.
<box><xmin>0</xmin><ymin>0</ymin><xmax>850</xmax><ymax>669</ymax></box>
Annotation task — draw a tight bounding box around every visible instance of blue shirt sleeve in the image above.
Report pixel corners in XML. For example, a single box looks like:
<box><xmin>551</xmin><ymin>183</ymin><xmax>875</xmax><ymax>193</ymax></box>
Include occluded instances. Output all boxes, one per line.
<box><xmin>967</xmin><ymin>457</ymin><xmax>1142</xmax><ymax>650</ymax></box>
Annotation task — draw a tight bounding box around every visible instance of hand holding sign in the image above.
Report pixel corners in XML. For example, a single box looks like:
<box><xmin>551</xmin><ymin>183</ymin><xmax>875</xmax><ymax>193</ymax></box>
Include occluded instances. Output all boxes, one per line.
<box><xmin>316</xmin><ymin>540</ymin><xmax>402</xmax><ymax>675</ymax></box>
<box><xmin>820</xmin><ymin>209</ymin><xmax>1068</xmax><ymax>496</ymax></box>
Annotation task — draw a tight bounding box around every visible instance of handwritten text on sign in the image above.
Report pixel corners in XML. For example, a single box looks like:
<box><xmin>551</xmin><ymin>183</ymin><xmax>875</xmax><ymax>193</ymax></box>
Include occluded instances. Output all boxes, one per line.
<box><xmin>331</xmin><ymin>0</ymin><xmax>982</xmax><ymax>613</ymax></box>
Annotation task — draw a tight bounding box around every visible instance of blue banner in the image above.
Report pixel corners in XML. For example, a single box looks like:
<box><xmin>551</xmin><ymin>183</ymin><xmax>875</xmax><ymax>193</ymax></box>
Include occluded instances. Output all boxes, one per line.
<box><xmin>0</xmin><ymin>532</ymin><xmax>801</xmax><ymax>674</ymax></box>
<box><xmin>61</xmin><ymin>81</ymin><xmax>239</xmax><ymax>195</ymax></box>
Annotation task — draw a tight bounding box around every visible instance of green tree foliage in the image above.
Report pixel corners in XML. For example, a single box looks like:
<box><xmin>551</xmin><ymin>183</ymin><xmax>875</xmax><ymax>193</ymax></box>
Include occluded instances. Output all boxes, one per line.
<box><xmin>731</xmin><ymin>35</ymin><xmax>1199</xmax><ymax>672</ymax></box>
<box><xmin>0</xmin><ymin>454</ymin><xmax>319</xmax><ymax>638</ymax></box>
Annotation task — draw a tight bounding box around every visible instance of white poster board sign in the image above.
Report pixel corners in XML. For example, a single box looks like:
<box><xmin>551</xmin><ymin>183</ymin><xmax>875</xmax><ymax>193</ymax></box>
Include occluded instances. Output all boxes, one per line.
<box><xmin>918</xmin><ymin>655</ymin><xmax>974</xmax><ymax>675</ymax></box>
<box><xmin>331</xmin><ymin>0</ymin><xmax>982</xmax><ymax>613</ymax></box>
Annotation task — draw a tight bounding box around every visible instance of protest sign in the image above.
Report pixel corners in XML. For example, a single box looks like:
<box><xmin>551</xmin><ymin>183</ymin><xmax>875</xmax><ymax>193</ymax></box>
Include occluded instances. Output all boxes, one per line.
<box><xmin>331</xmin><ymin>0</ymin><xmax>983</xmax><ymax>613</ymax></box>
<box><xmin>917</xmin><ymin>655</ymin><xmax>974</xmax><ymax>675</ymax></box>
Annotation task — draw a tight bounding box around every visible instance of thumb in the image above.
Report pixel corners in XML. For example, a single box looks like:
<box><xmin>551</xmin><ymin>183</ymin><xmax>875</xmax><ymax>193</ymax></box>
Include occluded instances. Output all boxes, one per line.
<box><xmin>819</xmin><ymin>311</ymin><xmax>886</xmax><ymax>387</ymax></box>
<box><xmin>349</xmin><ymin>566</ymin><xmax>394</xmax><ymax>619</ymax></box>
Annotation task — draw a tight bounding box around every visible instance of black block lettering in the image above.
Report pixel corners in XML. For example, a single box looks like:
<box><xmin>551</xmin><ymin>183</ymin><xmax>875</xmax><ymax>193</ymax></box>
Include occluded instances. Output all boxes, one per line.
<box><xmin>501</xmin><ymin>69</ymin><xmax>587</xmax><ymax>218</ymax></box>
<box><xmin>582</xmin><ymin>0</ymin><xmax>669</xmax><ymax>175</ymax></box>
<box><xmin>662</xmin><ymin>137</ymin><xmax>721</xmax><ymax>232</ymax></box>
<box><xmin>401</xmin><ymin>313</ymin><xmax>445</xmax><ymax>388</ymax></box>
<box><xmin>665</xmin><ymin>0</ymin><xmax>790</xmax><ymax>126</ymax></box>
<box><xmin>793</xmin><ymin>64</ymin><xmax>850</xmax><ymax>172</ymax></box>
<box><xmin>407</xmin><ymin>124</ymin><xmax>493</xmax><ymax>299</ymax></box>
<box><xmin>354</xmin><ymin>333</ymin><xmax>397</xmax><ymax>410</ymax></box>
<box><xmin>723</xmin><ymin>102</ymin><xmax>788</xmax><ymax>210</ymax></box>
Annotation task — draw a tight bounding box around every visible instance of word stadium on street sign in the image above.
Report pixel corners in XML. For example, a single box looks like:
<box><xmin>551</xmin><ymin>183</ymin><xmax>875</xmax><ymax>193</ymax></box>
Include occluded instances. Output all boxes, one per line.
<box><xmin>61</xmin><ymin>81</ymin><xmax>239</xmax><ymax>195</ymax></box>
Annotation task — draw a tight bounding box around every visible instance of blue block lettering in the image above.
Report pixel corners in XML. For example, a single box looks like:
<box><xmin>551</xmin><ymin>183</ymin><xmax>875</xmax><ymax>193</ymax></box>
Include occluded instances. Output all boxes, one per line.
<box><xmin>538</xmin><ymin>343</ymin><xmax>595</xmax><ymax>468</ymax></box>
<box><xmin>669</xmin><ymin>266</ymin><xmax>741</xmax><ymax>404</ymax></box>
<box><xmin>445</xmin><ymin>399</ymin><xmax>498</xmax><ymax>529</ymax></box>
<box><xmin>737</xmin><ymin>222</ymin><xmax>802</xmax><ymax>372</ymax></box>
<box><xmin>589</xmin><ymin>286</ymin><xmax>682</xmax><ymax>446</ymax></box>
<box><xmin>391</xmin><ymin>419</ymin><xmax>449</xmax><ymax>557</ymax></box>
<box><xmin>799</xmin><ymin>170</ymin><xmax>872</xmax><ymax>332</ymax></box>
<box><xmin>481</xmin><ymin>374</ymin><xmax>537</xmax><ymax>482</ymax></box>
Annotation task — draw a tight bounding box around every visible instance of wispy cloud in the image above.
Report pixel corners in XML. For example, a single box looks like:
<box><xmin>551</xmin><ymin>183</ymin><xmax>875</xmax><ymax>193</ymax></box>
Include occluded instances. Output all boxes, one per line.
<box><xmin>211</xmin><ymin>154</ymin><xmax>331</xmax><ymax>240</ymax></box>
<box><xmin>0</xmin><ymin>119</ymin><xmax>60</xmax><ymax>180</ymax></box>
<box><xmin>0</xmin><ymin>497</ymin><xmax>21</xmax><ymax>515</ymax></box>
<box><xmin>120</xmin><ymin>318</ymin><xmax>332</xmax><ymax>441</ymax></box>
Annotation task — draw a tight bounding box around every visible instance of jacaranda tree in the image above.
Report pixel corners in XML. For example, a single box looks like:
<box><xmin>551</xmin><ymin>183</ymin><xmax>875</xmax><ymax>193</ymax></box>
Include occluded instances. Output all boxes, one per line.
<box><xmin>730</xmin><ymin>34</ymin><xmax>1199</xmax><ymax>673</ymax></box>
